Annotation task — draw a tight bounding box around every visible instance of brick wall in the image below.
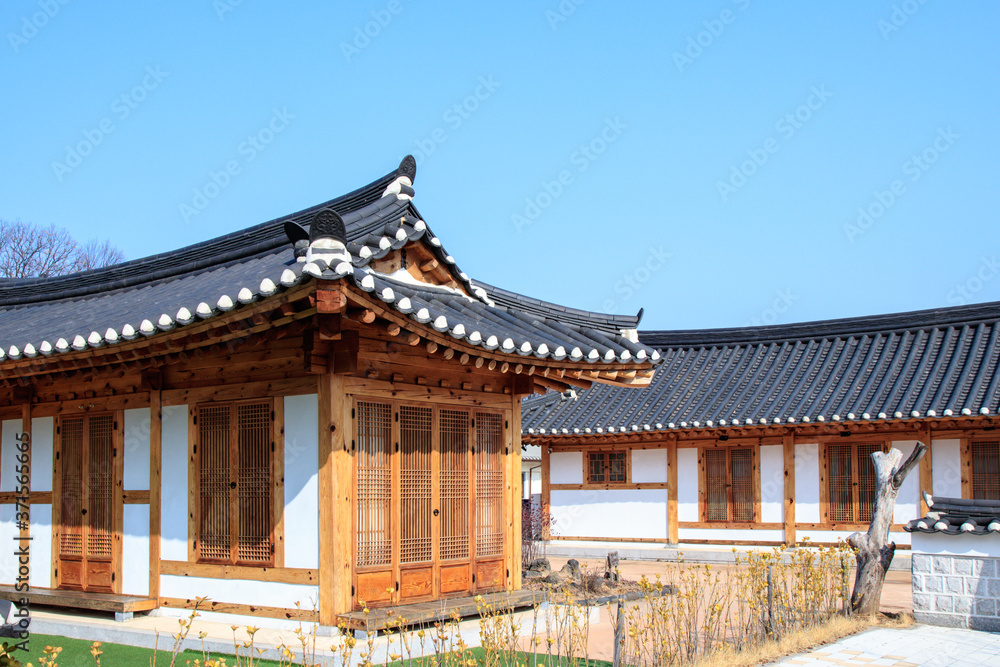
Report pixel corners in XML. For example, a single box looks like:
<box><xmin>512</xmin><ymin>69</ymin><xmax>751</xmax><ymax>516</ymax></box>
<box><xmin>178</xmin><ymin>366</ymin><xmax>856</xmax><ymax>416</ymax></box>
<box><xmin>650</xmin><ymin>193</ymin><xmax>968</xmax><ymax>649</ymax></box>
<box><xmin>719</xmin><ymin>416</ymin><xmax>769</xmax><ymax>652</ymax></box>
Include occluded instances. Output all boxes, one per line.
<box><xmin>912</xmin><ymin>553</ymin><xmax>1000</xmax><ymax>631</ymax></box>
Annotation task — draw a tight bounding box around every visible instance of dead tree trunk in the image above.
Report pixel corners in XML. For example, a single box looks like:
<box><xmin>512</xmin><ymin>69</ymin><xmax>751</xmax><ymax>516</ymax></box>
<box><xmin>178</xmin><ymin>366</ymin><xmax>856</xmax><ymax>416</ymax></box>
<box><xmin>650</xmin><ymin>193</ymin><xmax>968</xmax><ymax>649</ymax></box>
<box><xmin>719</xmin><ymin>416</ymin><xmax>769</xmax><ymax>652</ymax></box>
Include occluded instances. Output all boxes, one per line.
<box><xmin>847</xmin><ymin>442</ymin><xmax>927</xmax><ymax>615</ymax></box>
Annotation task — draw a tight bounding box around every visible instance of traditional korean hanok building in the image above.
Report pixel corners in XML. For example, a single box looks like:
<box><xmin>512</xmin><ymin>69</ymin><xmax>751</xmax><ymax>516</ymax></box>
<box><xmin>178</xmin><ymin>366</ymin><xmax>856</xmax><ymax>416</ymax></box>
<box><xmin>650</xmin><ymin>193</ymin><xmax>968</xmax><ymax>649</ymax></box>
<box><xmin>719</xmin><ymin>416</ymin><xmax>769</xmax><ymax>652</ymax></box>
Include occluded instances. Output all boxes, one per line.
<box><xmin>0</xmin><ymin>157</ymin><xmax>657</xmax><ymax>625</ymax></box>
<box><xmin>522</xmin><ymin>303</ymin><xmax>1000</xmax><ymax>552</ymax></box>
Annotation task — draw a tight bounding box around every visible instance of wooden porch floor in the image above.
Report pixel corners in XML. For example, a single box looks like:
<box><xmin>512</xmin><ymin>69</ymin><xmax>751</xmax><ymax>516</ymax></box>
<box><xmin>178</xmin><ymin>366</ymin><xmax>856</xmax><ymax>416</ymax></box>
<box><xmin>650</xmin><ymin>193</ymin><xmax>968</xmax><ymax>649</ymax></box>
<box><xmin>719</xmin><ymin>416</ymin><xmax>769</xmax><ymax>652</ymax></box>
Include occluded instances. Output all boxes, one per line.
<box><xmin>0</xmin><ymin>586</ymin><xmax>158</xmax><ymax>615</ymax></box>
<box><xmin>338</xmin><ymin>589</ymin><xmax>542</xmax><ymax>631</ymax></box>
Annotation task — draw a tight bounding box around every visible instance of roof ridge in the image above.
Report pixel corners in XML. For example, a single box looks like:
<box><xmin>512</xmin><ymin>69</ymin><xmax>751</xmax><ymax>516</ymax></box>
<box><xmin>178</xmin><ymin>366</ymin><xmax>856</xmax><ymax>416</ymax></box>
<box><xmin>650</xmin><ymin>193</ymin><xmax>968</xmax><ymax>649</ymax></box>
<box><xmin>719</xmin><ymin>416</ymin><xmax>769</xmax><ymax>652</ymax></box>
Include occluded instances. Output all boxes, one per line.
<box><xmin>641</xmin><ymin>300</ymin><xmax>1000</xmax><ymax>348</ymax></box>
<box><xmin>0</xmin><ymin>165</ymin><xmax>402</xmax><ymax>307</ymax></box>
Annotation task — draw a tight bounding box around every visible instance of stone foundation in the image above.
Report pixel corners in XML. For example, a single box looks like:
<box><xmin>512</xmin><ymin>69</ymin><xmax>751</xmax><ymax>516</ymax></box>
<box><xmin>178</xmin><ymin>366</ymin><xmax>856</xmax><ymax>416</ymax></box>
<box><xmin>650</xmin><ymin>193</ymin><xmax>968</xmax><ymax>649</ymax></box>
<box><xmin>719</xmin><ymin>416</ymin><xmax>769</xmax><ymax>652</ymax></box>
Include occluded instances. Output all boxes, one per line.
<box><xmin>912</xmin><ymin>553</ymin><xmax>1000</xmax><ymax>632</ymax></box>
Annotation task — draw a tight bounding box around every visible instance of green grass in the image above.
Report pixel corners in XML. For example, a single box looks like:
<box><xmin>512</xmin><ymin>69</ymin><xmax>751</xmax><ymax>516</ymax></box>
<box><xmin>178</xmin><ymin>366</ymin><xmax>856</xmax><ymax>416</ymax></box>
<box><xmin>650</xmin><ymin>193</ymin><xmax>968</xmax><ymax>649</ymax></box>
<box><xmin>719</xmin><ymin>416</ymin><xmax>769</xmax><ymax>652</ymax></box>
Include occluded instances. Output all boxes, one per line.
<box><xmin>5</xmin><ymin>633</ymin><xmax>290</xmax><ymax>666</ymax></box>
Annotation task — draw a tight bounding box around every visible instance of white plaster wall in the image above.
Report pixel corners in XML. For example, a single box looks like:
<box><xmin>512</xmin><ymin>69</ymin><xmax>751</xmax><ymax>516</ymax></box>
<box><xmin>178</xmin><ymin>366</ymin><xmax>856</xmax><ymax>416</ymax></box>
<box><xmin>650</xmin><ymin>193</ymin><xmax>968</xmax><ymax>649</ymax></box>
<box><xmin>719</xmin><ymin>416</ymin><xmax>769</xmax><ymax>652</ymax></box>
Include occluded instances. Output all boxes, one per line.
<box><xmin>123</xmin><ymin>408</ymin><xmax>151</xmax><ymax>491</ymax></box>
<box><xmin>29</xmin><ymin>504</ymin><xmax>52</xmax><ymax>589</ymax></box>
<box><xmin>795</xmin><ymin>443</ymin><xmax>820</xmax><ymax>523</ymax></box>
<box><xmin>283</xmin><ymin>394</ymin><xmax>319</xmax><ymax>569</ymax></box>
<box><xmin>123</xmin><ymin>504</ymin><xmax>150</xmax><ymax>596</ymax></box>
<box><xmin>892</xmin><ymin>441</ymin><xmax>921</xmax><ymax>524</ymax></box>
<box><xmin>912</xmin><ymin>532</ymin><xmax>1000</xmax><ymax>557</ymax></box>
<box><xmin>760</xmin><ymin>445</ymin><xmax>784</xmax><ymax>523</ymax></box>
<box><xmin>551</xmin><ymin>489</ymin><xmax>666</xmax><ymax>540</ymax></box>
<box><xmin>0</xmin><ymin>420</ymin><xmax>20</xmax><ymax>492</ymax></box>
<box><xmin>160</xmin><ymin>574</ymin><xmax>318</xmax><ymax>610</ymax></box>
<box><xmin>161</xmin><ymin>405</ymin><xmax>189</xmax><ymax>561</ymax></box>
<box><xmin>677</xmin><ymin>448</ymin><xmax>699</xmax><ymax>521</ymax></box>
<box><xmin>678</xmin><ymin>528</ymin><xmax>785</xmax><ymax>542</ymax></box>
<box><xmin>632</xmin><ymin>449</ymin><xmax>667</xmax><ymax>484</ymax></box>
<box><xmin>550</xmin><ymin>452</ymin><xmax>583</xmax><ymax>484</ymax></box>
<box><xmin>932</xmin><ymin>439</ymin><xmax>962</xmax><ymax>498</ymax></box>
<box><xmin>0</xmin><ymin>506</ymin><xmax>16</xmax><ymax>585</ymax></box>
<box><xmin>31</xmin><ymin>417</ymin><xmax>54</xmax><ymax>493</ymax></box>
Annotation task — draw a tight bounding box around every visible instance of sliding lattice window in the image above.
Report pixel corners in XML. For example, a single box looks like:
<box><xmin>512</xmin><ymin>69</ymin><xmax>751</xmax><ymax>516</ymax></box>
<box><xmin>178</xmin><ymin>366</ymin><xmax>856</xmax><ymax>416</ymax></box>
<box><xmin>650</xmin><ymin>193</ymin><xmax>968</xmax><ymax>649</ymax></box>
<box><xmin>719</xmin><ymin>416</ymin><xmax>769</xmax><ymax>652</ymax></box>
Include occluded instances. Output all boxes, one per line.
<box><xmin>476</xmin><ymin>412</ymin><xmax>504</xmax><ymax>558</ymax></box>
<box><xmin>357</xmin><ymin>401</ymin><xmax>393</xmax><ymax>567</ymax></box>
<box><xmin>196</xmin><ymin>400</ymin><xmax>274</xmax><ymax>566</ymax></box>
<box><xmin>703</xmin><ymin>447</ymin><xmax>755</xmax><ymax>523</ymax></box>
<box><xmin>827</xmin><ymin>442</ymin><xmax>883</xmax><ymax>523</ymax></box>
<box><xmin>971</xmin><ymin>440</ymin><xmax>1000</xmax><ymax>501</ymax></box>
<box><xmin>586</xmin><ymin>450</ymin><xmax>629</xmax><ymax>485</ymax></box>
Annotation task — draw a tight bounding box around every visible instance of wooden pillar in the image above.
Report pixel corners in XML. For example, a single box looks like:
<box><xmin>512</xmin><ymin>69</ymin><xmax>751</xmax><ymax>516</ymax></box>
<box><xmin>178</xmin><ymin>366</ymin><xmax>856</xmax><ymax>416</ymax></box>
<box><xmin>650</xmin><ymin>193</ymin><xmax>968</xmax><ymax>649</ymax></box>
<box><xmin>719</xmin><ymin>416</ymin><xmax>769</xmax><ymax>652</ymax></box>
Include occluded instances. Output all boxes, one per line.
<box><xmin>667</xmin><ymin>438</ymin><xmax>678</xmax><ymax>545</ymax></box>
<box><xmin>960</xmin><ymin>437</ymin><xmax>972</xmax><ymax>499</ymax></box>
<box><xmin>540</xmin><ymin>443</ymin><xmax>551</xmax><ymax>540</ymax></box>
<box><xmin>783</xmin><ymin>431</ymin><xmax>796</xmax><ymax>546</ymax></box>
<box><xmin>20</xmin><ymin>403</ymin><xmax>32</xmax><ymax>544</ymax></box>
<box><xmin>319</xmin><ymin>373</ymin><xmax>350</xmax><ymax>626</ymax></box>
<box><xmin>149</xmin><ymin>390</ymin><xmax>162</xmax><ymax>601</ymax></box>
<box><xmin>919</xmin><ymin>424</ymin><xmax>933</xmax><ymax>515</ymax></box>
<box><xmin>509</xmin><ymin>404</ymin><xmax>522</xmax><ymax>590</ymax></box>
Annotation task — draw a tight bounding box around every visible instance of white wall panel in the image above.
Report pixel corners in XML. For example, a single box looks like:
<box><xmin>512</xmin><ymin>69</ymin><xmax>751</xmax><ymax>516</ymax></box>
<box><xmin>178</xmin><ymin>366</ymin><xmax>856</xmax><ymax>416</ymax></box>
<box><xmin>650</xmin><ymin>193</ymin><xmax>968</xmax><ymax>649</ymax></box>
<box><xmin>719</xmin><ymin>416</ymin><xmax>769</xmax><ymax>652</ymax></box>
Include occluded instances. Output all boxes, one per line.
<box><xmin>632</xmin><ymin>449</ymin><xmax>667</xmax><ymax>483</ymax></box>
<box><xmin>124</xmin><ymin>408</ymin><xmax>151</xmax><ymax>491</ymax></box>
<box><xmin>283</xmin><ymin>394</ymin><xmax>319</xmax><ymax>569</ymax></box>
<box><xmin>892</xmin><ymin>441</ymin><xmax>921</xmax><ymax>524</ymax></box>
<box><xmin>550</xmin><ymin>451</ymin><xmax>583</xmax><ymax>484</ymax></box>
<box><xmin>1</xmin><ymin>420</ymin><xmax>20</xmax><ymax>492</ymax></box>
<box><xmin>932</xmin><ymin>439</ymin><xmax>962</xmax><ymax>498</ymax></box>
<box><xmin>123</xmin><ymin>505</ymin><xmax>149</xmax><ymax>596</ymax></box>
<box><xmin>677</xmin><ymin>448</ymin><xmax>699</xmax><ymax>521</ymax></box>
<box><xmin>551</xmin><ymin>489</ymin><xmax>666</xmax><ymax>539</ymax></box>
<box><xmin>31</xmin><ymin>417</ymin><xmax>54</xmax><ymax>493</ymax></box>
<box><xmin>795</xmin><ymin>443</ymin><xmax>820</xmax><ymax>523</ymax></box>
<box><xmin>29</xmin><ymin>504</ymin><xmax>51</xmax><ymax>589</ymax></box>
<box><xmin>760</xmin><ymin>445</ymin><xmax>784</xmax><ymax>523</ymax></box>
<box><xmin>161</xmin><ymin>405</ymin><xmax>189</xmax><ymax>561</ymax></box>
<box><xmin>678</xmin><ymin>528</ymin><xmax>785</xmax><ymax>542</ymax></box>
<box><xmin>161</xmin><ymin>574</ymin><xmax>318</xmax><ymax>610</ymax></box>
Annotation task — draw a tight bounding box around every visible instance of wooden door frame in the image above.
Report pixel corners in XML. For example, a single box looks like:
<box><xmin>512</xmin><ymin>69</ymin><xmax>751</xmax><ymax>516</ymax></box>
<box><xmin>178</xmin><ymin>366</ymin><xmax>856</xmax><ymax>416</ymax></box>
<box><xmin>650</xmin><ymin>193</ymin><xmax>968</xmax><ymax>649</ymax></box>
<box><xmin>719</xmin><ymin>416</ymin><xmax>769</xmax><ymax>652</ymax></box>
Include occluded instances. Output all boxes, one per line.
<box><xmin>51</xmin><ymin>410</ymin><xmax>124</xmax><ymax>593</ymax></box>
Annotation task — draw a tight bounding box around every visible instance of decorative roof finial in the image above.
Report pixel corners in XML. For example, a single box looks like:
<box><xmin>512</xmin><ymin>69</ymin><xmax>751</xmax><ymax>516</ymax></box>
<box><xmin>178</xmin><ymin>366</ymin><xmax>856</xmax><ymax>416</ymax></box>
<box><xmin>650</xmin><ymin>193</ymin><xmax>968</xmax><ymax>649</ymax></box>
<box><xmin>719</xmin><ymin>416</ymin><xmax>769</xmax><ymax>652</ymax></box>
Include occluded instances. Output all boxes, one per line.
<box><xmin>397</xmin><ymin>154</ymin><xmax>417</xmax><ymax>183</ymax></box>
<box><xmin>310</xmin><ymin>208</ymin><xmax>347</xmax><ymax>244</ymax></box>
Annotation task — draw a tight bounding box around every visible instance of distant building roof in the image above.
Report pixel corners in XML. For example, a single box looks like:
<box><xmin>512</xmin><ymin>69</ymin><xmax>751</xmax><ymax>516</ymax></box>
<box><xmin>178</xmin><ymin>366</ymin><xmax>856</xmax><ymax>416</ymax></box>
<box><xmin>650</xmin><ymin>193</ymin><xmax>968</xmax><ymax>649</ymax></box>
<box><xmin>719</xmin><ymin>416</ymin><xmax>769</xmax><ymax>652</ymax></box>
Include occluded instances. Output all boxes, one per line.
<box><xmin>906</xmin><ymin>495</ymin><xmax>1000</xmax><ymax>536</ymax></box>
<box><xmin>523</xmin><ymin>301</ymin><xmax>1000</xmax><ymax>437</ymax></box>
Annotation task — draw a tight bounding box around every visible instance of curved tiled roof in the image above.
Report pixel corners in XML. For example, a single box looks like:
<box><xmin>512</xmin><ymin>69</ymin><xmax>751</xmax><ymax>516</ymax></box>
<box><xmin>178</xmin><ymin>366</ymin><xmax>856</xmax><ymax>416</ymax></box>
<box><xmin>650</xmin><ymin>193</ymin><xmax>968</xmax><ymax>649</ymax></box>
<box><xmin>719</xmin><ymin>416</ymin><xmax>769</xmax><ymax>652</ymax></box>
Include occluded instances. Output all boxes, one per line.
<box><xmin>0</xmin><ymin>157</ymin><xmax>656</xmax><ymax>371</ymax></box>
<box><xmin>522</xmin><ymin>300</ymin><xmax>1000</xmax><ymax>437</ymax></box>
<box><xmin>906</xmin><ymin>495</ymin><xmax>1000</xmax><ymax>536</ymax></box>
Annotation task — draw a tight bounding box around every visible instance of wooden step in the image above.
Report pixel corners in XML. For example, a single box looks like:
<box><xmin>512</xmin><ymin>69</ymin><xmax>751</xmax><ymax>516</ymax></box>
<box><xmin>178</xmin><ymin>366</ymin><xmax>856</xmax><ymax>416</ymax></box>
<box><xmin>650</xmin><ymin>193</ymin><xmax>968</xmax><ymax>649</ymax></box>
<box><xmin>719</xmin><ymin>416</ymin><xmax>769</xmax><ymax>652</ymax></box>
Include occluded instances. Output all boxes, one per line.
<box><xmin>0</xmin><ymin>586</ymin><xmax>158</xmax><ymax>614</ymax></box>
<box><xmin>337</xmin><ymin>589</ymin><xmax>541</xmax><ymax>631</ymax></box>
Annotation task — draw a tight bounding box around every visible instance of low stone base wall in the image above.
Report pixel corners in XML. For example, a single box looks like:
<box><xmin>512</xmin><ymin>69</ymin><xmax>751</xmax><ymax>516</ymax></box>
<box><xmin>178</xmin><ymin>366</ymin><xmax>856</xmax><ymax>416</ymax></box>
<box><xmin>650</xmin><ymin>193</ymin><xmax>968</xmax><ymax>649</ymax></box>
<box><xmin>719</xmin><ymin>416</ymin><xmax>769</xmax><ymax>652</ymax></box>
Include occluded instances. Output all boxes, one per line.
<box><xmin>912</xmin><ymin>553</ymin><xmax>1000</xmax><ymax>632</ymax></box>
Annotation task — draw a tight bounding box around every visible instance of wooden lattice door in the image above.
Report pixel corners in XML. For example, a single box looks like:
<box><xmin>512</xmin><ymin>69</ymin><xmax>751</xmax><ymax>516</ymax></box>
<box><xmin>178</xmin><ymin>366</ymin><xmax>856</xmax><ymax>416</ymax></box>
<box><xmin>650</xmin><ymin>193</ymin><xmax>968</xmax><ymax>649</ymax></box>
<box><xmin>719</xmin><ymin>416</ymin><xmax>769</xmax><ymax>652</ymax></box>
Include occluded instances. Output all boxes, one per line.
<box><xmin>353</xmin><ymin>400</ymin><xmax>508</xmax><ymax>609</ymax></box>
<box><xmin>55</xmin><ymin>413</ymin><xmax>120</xmax><ymax>593</ymax></box>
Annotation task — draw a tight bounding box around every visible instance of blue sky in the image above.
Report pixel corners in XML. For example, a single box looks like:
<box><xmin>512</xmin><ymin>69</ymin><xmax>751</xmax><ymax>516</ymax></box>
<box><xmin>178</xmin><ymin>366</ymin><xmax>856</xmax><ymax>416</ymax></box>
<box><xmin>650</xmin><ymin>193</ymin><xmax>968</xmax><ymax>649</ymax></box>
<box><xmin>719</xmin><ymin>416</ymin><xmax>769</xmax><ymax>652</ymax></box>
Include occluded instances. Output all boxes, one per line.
<box><xmin>2</xmin><ymin>1</ymin><xmax>998</xmax><ymax>331</ymax></box>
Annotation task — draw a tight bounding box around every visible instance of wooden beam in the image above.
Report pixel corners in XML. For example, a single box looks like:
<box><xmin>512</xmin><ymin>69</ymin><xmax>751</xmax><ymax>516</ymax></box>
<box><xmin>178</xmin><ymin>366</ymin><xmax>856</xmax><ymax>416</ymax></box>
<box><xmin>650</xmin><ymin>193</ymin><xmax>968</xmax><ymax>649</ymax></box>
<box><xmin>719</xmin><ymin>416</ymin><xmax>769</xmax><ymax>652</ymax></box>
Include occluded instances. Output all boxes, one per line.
<box><xmin>540</xmin><ymin>445</ymin><xmax>551</xmax><ymax>541</ymax></box>
<box><xmin>667</xmin><ymin>438</ymin><xmax>678</xmax><ymax>545</ymax></box>
<box><xmin>318</xmin><ymin>374</ymin><xmax>335</xmax><ymax>626</ymax></box>
<box><xmin>783</xmin><ymin>431</ymin><xmax>796</xmax><ymax>546</ymax></box>
<box><xmin>919</xmin><ymin>423</ymin><xmax>933</xmax><ymax>515</ymax></box>
<box><xmin>315</xmin><ymin>282</ymin><xmax>346</xmax><ymax>314</ymax></box>
<box><xmin>149</xmin><ymin>390</ymin><xmax>162</xmax><ymax>601</ymax></box>
<box><xmin>331</xmin><ymin>331</ymin><xmax>359</xmax><ymax>375</ymax></box>
<box><xmin>317</xmin><ymin>313</ymin><xmax>343</xmax><ymax>341</ymax></box>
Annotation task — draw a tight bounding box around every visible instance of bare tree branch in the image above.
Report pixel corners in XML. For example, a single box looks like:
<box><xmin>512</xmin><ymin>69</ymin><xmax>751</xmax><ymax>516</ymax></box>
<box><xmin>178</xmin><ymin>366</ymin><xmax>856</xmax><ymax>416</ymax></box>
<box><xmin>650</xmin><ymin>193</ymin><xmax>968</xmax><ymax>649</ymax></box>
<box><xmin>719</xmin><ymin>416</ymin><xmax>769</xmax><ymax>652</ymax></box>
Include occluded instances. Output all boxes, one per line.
<box><xmin>0</xmin><ymin>219</ymin><xmax>124</xmax><ymax>278</ymax></box>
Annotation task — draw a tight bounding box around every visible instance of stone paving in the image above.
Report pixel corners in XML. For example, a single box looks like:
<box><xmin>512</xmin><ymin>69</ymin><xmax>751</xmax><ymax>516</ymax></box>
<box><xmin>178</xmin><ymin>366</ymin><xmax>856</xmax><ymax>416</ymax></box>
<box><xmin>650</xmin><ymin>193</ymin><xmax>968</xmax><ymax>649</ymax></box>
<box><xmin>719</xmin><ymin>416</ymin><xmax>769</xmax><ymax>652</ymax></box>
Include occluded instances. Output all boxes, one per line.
<box><xmin>769</xmin><ymin>625</ymin><xmax>1000</xmax><ymax>666</ymax></box>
